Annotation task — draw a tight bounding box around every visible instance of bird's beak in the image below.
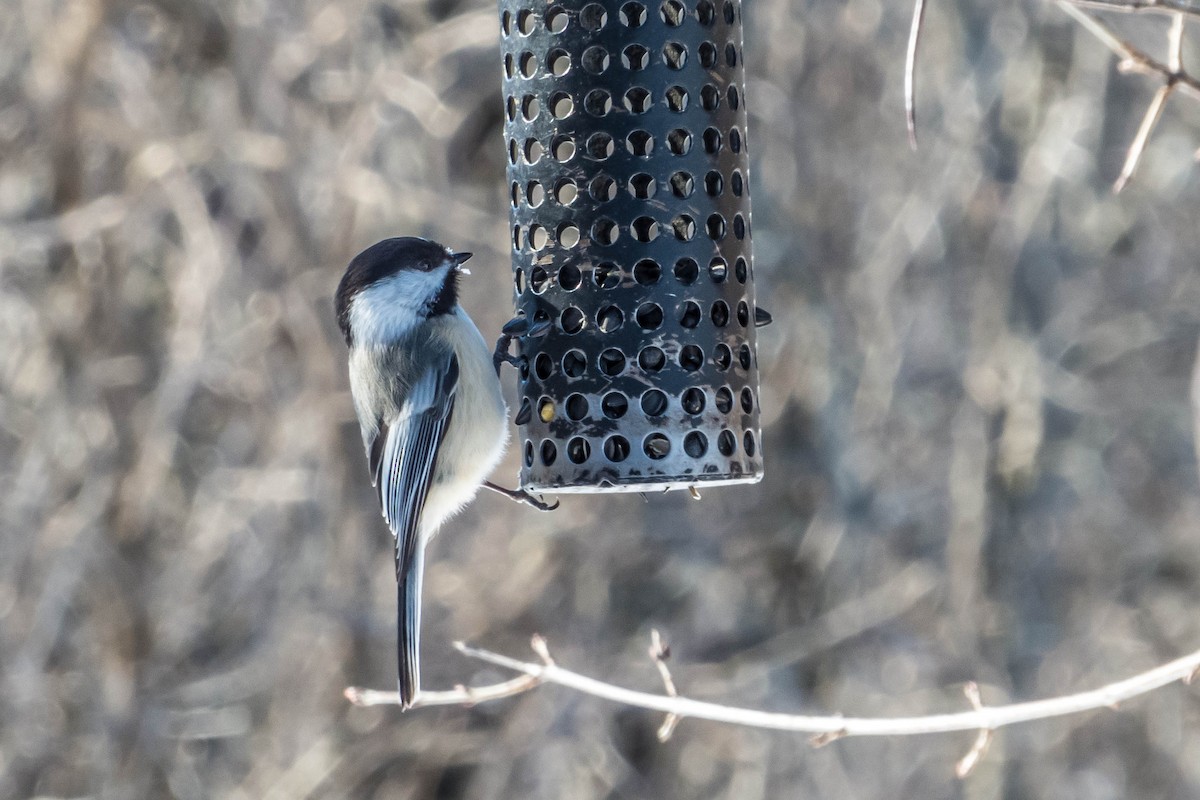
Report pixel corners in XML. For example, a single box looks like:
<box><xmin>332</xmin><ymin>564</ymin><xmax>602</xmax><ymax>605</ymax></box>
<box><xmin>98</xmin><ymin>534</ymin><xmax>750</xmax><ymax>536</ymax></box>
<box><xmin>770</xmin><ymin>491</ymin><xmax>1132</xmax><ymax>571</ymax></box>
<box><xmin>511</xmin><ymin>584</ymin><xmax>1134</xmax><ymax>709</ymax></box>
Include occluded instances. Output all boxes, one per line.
<box><xmin>451</xmin><ymin>252</ymin><xmax>473</xmax><ymax>275</ymax></box>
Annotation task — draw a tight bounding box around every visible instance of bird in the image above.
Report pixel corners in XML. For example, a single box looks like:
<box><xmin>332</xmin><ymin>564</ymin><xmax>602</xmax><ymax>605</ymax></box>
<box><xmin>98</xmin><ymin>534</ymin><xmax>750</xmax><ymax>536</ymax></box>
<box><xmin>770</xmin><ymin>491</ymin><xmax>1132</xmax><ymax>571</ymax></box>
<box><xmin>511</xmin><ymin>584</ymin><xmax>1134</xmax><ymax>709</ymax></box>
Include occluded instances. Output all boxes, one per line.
<box><xmin>334</xmin><ymin>237</ymin><xmax>509</xmax><ymax>710</ymax></box>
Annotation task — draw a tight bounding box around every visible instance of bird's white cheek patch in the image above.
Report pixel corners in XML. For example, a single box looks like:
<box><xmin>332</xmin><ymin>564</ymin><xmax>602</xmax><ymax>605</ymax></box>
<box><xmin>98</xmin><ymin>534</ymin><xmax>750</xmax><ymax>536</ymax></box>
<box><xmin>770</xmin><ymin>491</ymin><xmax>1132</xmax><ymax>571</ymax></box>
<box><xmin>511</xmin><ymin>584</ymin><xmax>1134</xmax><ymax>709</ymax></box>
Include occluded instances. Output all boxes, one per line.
<box><xmin>349</xmin><ymin>268</ymin><xmax>449</xmax><ymax>345</ymax></box>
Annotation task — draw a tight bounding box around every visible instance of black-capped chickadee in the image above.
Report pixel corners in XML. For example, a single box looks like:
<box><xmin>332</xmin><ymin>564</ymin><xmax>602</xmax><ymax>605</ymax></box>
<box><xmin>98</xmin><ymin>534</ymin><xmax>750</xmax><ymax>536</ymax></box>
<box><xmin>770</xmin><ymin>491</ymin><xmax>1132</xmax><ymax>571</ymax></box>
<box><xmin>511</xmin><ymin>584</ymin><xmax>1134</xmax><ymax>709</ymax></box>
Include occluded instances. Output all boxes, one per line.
<box><xmin>334</xmin><ymin>237</ymin><xmax>509</xmax><ymax>710</ymax></box>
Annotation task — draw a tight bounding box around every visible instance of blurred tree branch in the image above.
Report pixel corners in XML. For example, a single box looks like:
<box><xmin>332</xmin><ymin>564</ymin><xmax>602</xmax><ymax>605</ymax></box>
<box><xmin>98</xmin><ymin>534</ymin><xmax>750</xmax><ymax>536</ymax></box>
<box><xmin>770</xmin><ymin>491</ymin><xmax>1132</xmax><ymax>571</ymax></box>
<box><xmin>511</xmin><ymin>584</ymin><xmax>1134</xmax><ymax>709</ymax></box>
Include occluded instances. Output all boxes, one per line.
<box><xmin>906</xmin><ymin>0</ymin><xmax>1199</xmax><ymax>190</ymax></box>
<box><xmin>1056</xmin><ymin>3</ymin><xmax>1197</xmax><ymax>190</ymax></box>
<box><xmin>1065</xmin><ymin>0</ymin><xmax>1200</xmax><ymax>15</ymax></box>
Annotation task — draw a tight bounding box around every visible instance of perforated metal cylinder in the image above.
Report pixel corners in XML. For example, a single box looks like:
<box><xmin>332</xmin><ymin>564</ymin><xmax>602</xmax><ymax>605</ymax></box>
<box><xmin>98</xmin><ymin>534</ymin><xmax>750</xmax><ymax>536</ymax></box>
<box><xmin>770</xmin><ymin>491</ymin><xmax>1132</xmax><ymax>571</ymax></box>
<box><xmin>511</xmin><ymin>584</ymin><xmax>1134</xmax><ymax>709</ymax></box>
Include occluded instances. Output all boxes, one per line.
<box><xmin>500</xmin><ymin>0</ymin><xmax>762</xmax><ymax>493</ymax></box>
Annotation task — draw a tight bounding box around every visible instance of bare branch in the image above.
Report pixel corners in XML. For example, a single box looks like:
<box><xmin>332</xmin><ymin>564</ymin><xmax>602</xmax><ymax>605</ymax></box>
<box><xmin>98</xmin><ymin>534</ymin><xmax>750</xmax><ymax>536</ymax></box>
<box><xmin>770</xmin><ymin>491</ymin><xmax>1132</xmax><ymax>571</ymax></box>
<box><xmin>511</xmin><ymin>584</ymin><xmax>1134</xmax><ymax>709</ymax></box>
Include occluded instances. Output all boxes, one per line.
<box><xmin>1168</xmin><ymin>10</ymin><xmax>1186</xmax><ymax>72</ymax></box>
<box><xmin>345</xmin><ymin>674</ymin><xmax>541</xmax><ymax>709</ymax></box>
<box><xmin>1058</xmin><ymin>2</ymin><xmax>1200</xmax><ymax>100</ymax></box>
<box><xmin>1057</xmin><ymin>2</ymin><xmax>1200</xmax><ymax>189</ymax></box>
<box><xmin>1114</xmin><ymin>81</ymin><xmax>1174</xmax><ymax>191</ymax></box>
<box><xmin>648</xmin><ymin>629</ymin><xmax>681</xmax><ymax>741</ymax></box>
<box><xmin>345</xmin><ymin>634</ymin><xmax>557</xmax><ymax>709</ymax></box>
<box><xmin>1062</xmin><ymin>0</ymin><xmax>1200</xmax><ymax>16</ymax></box>
<box><xmin>905</xmin><ymin>0</ymin><xmax>928</xmax><ymax>150</ymax></box>
<box><xmin>346</xmin><ymin>639</ymin><xmax>1200</xmax><ymax>742</ymax></box>
<box><xmin>1059</xmin><ymin>1</ymin><xmax>1142</xmax><ymax>59</ymax></box>
<box><xmin>954</xmin><ymin>682</ymin><xmax>993</xmax><ymax>778</ymax></box>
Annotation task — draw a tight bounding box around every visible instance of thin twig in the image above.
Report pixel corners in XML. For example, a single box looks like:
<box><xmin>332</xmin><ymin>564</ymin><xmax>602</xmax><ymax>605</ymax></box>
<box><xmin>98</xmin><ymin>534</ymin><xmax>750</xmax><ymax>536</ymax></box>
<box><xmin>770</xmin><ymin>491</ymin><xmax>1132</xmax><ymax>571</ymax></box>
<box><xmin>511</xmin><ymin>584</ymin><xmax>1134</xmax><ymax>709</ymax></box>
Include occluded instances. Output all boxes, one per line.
<box><xmin>1058</xmin><ymin>2</ymin><xmax>1199</xmax><ymax>190</ymax></box>
<box><xmin>906</xmin><ymin>0</ymin><xmax>1199</xmax><ymax>160</ymax></box>
<box><xmin>1064</xmin><ymin>0</ymin><xmax>1200</xmax><ymax>16</ymax></box>
<box><xmin>345</xmin><ymin>675</ymin><xmax>541</xmax><ymax>708</ymax></box>
<box><xmin>1115</xmin><ymin>81</ymin><xmax>1174</xmax><ymax>191</ymax></box>
<box><xmin>1168</xmin><ymin>9</ymin><xmax>1186</xmax><ymax>72</ymax></box>
<box><xmin>1060</xmin><ymin>1</ymin><xmax>1142</xmax><ymax>57</ymax></box>
<box><xmin>1058</xmin><ymin>2</ymin><xmax>1200</xmax><ymax>99</ymax></box>
<box><xmin>648</xmin><ymin>629</ymin><xmax>681</xmax><ymax>741</ymax></box>
<box><xmin>346</xmin><ymin>634</ymin><xmax>553</xmax><ymax>710</ymax></box>
<box><xmin>345</xmin><ymin>638</ymin><xmax>1200</xmax><ymax>741</ymax></box>
<box><xmin>954</xmin><ymin>682</ymin><xmax>993</xmax><ymax>778</ymax></box>
<box><xmin>905</xmin><ymin>0</ymin><xmax>928</xmax><ymax>150</ymax></box>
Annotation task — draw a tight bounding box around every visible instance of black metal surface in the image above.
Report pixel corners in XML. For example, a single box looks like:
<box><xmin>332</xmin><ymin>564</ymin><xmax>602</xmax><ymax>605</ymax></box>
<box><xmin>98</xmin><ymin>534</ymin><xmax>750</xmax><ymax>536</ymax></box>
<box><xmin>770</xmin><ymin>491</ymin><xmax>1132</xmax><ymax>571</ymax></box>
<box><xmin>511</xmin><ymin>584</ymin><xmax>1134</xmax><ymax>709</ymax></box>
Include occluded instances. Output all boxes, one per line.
<box><xmin>500</xmin><ymin>0</ymin><xmax>762</xmax><ymax>493</ymax></box>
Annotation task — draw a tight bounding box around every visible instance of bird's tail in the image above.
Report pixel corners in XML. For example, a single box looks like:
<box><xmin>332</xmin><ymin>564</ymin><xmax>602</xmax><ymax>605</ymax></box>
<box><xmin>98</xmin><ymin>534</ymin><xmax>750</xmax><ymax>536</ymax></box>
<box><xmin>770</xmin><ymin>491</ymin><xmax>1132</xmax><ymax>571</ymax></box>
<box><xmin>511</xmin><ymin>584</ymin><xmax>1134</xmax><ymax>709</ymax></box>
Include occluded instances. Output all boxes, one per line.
<box><xmin>398</xmin><ymin>547</ymin><xmax>424</xmax><ymax>710</ymax></box>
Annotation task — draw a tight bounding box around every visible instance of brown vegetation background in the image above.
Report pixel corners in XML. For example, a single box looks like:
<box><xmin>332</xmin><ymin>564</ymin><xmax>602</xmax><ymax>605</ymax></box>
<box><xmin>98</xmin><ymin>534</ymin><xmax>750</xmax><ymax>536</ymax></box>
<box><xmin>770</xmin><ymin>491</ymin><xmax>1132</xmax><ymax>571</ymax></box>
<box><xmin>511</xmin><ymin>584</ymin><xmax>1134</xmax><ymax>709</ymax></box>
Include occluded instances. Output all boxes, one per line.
<box><xmin>3</xmin><ymin>0</ymin><xmax>1200</xmax><ymax>797</ymax></box>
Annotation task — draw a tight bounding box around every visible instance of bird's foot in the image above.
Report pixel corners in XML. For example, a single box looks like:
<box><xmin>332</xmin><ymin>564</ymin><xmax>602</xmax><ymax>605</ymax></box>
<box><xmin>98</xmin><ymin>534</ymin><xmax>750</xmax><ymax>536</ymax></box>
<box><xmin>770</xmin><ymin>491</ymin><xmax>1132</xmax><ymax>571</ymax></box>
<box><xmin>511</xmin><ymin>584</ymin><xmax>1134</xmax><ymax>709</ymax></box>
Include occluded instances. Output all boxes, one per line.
<box><xmin>493</xmin><ymin>316</ymin><xmax>552</xmax><ymax>377</ymax></box>
<box><xmin>483</xmin><ymin>481</ymin><xmax>559</xmax><ymax>511</ymax></box>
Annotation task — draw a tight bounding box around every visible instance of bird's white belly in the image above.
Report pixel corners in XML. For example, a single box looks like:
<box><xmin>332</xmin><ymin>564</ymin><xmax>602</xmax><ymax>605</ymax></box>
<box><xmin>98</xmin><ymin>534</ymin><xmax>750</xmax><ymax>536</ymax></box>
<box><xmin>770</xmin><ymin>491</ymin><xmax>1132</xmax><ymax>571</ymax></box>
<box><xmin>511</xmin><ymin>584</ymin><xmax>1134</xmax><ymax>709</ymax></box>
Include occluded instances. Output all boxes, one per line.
<box><xmin>421</xmin><ymin>309</ymin><xmax>508</xmax><ymax>537</ymax></box>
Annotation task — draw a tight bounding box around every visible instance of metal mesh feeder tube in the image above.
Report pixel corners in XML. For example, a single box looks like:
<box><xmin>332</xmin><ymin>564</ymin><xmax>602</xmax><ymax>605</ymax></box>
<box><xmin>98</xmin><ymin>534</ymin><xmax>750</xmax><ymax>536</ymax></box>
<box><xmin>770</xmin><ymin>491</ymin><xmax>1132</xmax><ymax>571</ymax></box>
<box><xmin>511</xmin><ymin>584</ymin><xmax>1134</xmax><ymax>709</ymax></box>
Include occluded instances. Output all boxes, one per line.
<box><xmin>500</xmin><ymin>0</ymin><xmax>762</xmax><ymax>493</ymax></box>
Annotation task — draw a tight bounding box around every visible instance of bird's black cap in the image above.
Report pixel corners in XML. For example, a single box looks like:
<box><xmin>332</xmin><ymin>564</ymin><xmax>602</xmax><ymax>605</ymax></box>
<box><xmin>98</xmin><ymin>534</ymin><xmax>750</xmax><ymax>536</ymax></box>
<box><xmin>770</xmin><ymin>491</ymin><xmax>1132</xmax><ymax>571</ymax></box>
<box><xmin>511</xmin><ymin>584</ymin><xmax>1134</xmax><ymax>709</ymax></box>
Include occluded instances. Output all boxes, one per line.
<box><xmin>334</xmin><ymin>237</ymin><xmax>461</xmax><ymax>346</ymax></box>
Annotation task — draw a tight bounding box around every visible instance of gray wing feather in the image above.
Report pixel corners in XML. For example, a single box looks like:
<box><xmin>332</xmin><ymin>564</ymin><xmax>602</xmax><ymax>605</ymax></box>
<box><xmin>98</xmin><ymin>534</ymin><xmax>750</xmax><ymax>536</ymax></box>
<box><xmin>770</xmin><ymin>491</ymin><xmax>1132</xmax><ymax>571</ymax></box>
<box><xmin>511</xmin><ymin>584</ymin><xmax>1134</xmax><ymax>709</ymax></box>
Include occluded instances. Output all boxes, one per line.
<box><xmin>367</xmin><ymin>351</ymin><xmax>459</xmax><ymax>707</ymax></box>
<box><xmin>373</xmin><ymin>353</ymin><xmax>459</xmax><ymax>557</ymax></box>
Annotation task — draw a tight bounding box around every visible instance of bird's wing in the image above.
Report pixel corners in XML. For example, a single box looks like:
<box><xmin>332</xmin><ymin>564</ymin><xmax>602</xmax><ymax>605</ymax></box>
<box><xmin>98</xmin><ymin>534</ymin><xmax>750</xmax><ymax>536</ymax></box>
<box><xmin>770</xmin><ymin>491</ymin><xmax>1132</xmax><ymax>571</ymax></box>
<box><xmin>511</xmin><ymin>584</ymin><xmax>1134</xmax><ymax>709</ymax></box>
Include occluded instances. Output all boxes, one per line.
<box><xmin>367</xmin><ymin>351</ymin><xmax>459</xmax><ymax>707</ymax></box>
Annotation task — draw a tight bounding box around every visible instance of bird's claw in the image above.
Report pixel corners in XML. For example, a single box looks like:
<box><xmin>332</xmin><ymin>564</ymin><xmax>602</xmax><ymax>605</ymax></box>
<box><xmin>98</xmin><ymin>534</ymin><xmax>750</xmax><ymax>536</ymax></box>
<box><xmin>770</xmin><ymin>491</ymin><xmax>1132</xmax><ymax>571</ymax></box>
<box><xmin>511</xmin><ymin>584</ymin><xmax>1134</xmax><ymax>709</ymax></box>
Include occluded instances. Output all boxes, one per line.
<box><xmin>483</xmin><ymin>481</ymin><xmax>559</xmax><ymax>512</ymax></box>
<box><xmin>494</xmin><ymin>315</ymin><xmax>548</xmax><ymax>377</ymax></box>
<box><xmin>526</xmin><ymin>494</ymin><xmax>559</xmax><ymax>512</ymax></box>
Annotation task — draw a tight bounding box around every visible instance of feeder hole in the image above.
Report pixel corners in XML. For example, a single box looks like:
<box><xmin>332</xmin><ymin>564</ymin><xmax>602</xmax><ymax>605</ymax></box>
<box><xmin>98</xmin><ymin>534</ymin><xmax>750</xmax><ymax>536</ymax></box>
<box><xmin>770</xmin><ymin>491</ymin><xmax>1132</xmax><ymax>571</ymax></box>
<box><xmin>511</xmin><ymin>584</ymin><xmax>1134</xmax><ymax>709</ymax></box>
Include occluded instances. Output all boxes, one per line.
<box><xmin>674</xmin><ymin>257</ymin><xmax>699</xmax><ymax>284</ymax></box>
<box><xmin>636</xmin><ymin>302</ymin><xmax>664</xmax><ymax>330</ymax></box>
<box><xmin>679</xmin><ymin>344</ymin><xmax>703</xmax><ymax>371</ymax></box>
<box><xmin>590</xmin><ymin>173</ymin><xmax>617</xmax><ymax>201</ymax></box>
<box><xmin>604</xmin><ymin>435</ymin><xmax>631</xmax><ymax>462</ymax></box>
<box><xmin>562</xmin><ymin>348</ymin><xmax>587</xmax><ymax>377</ymax></box>
<box><xmin>714</xmin><ymin>343</ymin><xmax>732</xmax><ymax>370</ymax></box>
<box><xmin>566</xmin><ymin>393</ymin><xmax>589</xmax><ymax>419</ymax></box>
<box><xmin>641</xmin><ymin>389</ymin><xmax>668</xmax><ymax>417</ymax></box>
<box><xmin>711</xmin><ymin>300</ymin><xmax>729</xmax><ymax>327</ymax></box>
<box><xmin>599</xmin><ymin>347</ymin><xmax>626</xmax><ymax>375</ymax></box>
<box><xmin>597</xmin><ymin>304</ymin><xmax>624</xmax><ymax>332</ymax></box>
<box><xmin>709</xmin><ymin>257</ymin><xmax>727</xmax><ymax>282</ymax></box>
<box><xmin>738</xmin><ymin>343</ymin><xmax>751</xmax><ymax>370</ymax></box>
<box><xmin>634</xmin><ymin>258</ymin><xmax>662</xmax><ymax>284</ymax></box>
<box><xmin>669</xmin><ymin>171</ymin><xmax>694</xmax><ymax>198</ymax></box>
<box><xmin>558</xmin><ymin>263</ymin><xmax>582</xmax><ymax>289</ymax></box>
<box><xmin>644</xmin><ymin>433</ymin><xmax>671</xmax><ymax>459</ymax></box>
<box><xmin>582</xmin><ymin>45</ymin><xmax>610</xmax><ymax>73</ymax></box>
<box><xmin>631</xmin><ymin>216</ymin><xmax>659</xmax><ymax>242</ymax></box>
<box><xmin>580</xmin><ymin>3</ymin><xmax>608</xmax><ymax>31</ymax></box>
<box><xmin>620</xmin><ymin>1</ymin><xmax>647</xmax><ymax>28</ymax></box>
<box><xmin>622</xmin><ymin>43</ymin><xmax>650</xmax><ymax>70</ymax></box>
<box><xmin>624</xmin><ymin>87</ymin><xmax>652</xmax><ymax>114</ymax></box>
<box><xmin>602</xmin><ymin>391</ymin><xmax>629</xmax><ymax>418</ymax></box>
<box><xmin>560</xmin><ymin>305</ymin><xmax>585</xmax><ymax>333</ymax></box>
<box><xmin>684</xmin><ymin>431</ymin><xmax>708</xmax><ymax>457</ymax></box>
<box><xmin>530</xmin><ymin>266</ymin><xmax>549</xmax><ymax>292</ymax></box>
<box><xmin>663</xmin><ymin>42</ymin><xmax>687</xmax><ymax>69</ymax></box>
<box><xmin>638</xmin><ymin>346</ymin><xmax>666</xmax><ymax>372</ymax></box>
<box><xmin>567</xmin><ymin>436</ymin><xmax>590</xmax><ymax>463</ymax></box>
<box><xmin>678</xmin><ymin>300</ymin><xmax>701</xmax><ymax>328</ymax></box>
<box><xmin>535</xmin><ymin>353</ymin><xmax>553</xmax><ymax>380</ymax></box>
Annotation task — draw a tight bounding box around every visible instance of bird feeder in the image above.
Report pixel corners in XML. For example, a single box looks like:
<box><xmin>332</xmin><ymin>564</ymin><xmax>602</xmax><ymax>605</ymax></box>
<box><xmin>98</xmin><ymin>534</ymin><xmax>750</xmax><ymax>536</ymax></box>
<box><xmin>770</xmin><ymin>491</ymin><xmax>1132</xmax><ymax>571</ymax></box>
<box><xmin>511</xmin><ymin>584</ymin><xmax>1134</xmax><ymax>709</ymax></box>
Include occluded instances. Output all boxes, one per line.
<box><xmin>500</xmin><ymin>0</ymin><xmax>763</xmax><ymax>493</ymax></box>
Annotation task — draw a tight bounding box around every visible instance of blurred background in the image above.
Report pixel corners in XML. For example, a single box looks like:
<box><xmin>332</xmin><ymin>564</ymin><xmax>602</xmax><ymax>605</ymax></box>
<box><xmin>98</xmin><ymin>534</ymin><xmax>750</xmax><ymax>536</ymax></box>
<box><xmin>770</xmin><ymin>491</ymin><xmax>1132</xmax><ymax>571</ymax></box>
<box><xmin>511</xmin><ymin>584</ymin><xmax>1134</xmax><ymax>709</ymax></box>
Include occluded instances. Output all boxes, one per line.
<box><xmin>3</xmin><ymin>0</ymin><xmax>1200</xmax><ymax>797</ymax></box>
